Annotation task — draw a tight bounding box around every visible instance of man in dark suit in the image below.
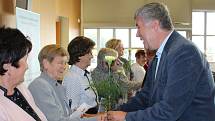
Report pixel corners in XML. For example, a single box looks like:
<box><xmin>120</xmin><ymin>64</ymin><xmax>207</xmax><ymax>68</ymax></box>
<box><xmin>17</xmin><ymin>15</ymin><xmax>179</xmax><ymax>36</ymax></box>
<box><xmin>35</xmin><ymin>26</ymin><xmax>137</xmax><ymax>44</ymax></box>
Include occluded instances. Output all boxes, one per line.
<box><xmin>99</xmin><ymin>2</ymin><xmax>215</xmax><ymax>121</ymax></box>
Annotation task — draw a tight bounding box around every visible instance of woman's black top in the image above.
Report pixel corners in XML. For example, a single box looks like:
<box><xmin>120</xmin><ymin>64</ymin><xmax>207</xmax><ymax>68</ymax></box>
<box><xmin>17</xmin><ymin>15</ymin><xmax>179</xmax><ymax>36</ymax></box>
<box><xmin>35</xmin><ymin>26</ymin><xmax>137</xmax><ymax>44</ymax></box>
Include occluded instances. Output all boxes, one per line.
<box><xmin>0</xmin><ymin>86</ymin><xmax>41</xmax><ymax>121</ymax></box>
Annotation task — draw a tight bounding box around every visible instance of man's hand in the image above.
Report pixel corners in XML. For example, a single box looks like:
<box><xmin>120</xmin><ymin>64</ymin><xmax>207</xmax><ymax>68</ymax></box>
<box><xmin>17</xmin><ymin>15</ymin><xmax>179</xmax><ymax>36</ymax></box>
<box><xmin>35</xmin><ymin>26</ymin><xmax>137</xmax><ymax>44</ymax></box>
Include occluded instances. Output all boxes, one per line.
<box><xmin>107</xmin><ymin>111</ymin><xmax>127</xmax><ymax>121</ymax></box>
<box><xmin>97</xmin><ymin>112</ymin><xmax>107</xmax><ymax>121</ymax></box>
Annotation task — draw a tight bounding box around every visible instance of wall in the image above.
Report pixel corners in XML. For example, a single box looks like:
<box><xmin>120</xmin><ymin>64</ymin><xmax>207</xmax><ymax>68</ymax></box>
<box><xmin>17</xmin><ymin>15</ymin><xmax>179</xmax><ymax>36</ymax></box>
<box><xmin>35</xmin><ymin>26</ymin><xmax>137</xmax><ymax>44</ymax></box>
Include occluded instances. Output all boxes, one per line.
<box><xmin>192</xmin><ymin>0</ymin><xmax>215</xmax><ymax>10</ymax></box>
<box><xmin>141</xmin><ymin>0</ymin><xmax>192</xmax><ymax>29</ymax></box>
<box><xmin>0</xmin><ymin>0</ymin><xmax>16</xmax><ymax>27</ymax></box>
<box><xmin>82</xmin><ymin>0</ymin><xmax>215</xmax><ymax>30</ymax></box>
<box><xmin>82</xmin><ymin>0</ymin><xmax>144</xmax><ymax>28</ymax></box>
<box><xmin>1</xmin><ymin>0</ymin><xmax>80</xmax><ymax>49</ymax></box>
<box><xmin>2</xmin><ymin>0</ymin><xmax>215</xmax><ymax>48</ymax></box>
<box><xmin>82</xmin><ymin>0</ymin><xmax>192</xmax><ymax>29</ymax></box>
<box><xmin>31</xmin><ymin>0</ymin><xmax>80</xmax><ymax>48</ymax></box>
<box><xmin>31</xmin><ymin>0</ymin><xmax>57</xmax><ymax>47</ymax></box>
<box><xmin>56</xmin><ymin>0</ymin><xmax>81</xmax><ymax>41</ymax></box>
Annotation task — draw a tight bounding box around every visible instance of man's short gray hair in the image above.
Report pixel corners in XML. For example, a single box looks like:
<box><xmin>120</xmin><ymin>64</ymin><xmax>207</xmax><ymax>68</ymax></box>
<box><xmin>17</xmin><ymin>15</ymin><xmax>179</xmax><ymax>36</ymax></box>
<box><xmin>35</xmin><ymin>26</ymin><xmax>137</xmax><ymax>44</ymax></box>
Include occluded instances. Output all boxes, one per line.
<box><xmin>134</xmin><ymin>2</ymin><xmax>173</xmax><ymax>30</ymax></box>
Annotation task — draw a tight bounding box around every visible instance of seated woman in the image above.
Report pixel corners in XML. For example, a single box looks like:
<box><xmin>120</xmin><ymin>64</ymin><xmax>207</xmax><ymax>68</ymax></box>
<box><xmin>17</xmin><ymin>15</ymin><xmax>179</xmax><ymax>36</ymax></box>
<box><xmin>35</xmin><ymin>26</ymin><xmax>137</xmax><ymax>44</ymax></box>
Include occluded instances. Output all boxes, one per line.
<box><xmin>0</xmin><ymin>27</ymin><xmax>47</xmax><ymax>121</ymax></box>
<box><xmin>63</xmin><ymin>36</ymin><xmax>98</xmax><ymax>120</ymax></box>
<box><xmin>28</xmin><ymin>44</ymin><xmax>81</xmax><ymax>121</ymax></box>
<box><xmin>91</xmin><ymin>48</ymin><xmax>141</xmax><ymax>103</ymax></box>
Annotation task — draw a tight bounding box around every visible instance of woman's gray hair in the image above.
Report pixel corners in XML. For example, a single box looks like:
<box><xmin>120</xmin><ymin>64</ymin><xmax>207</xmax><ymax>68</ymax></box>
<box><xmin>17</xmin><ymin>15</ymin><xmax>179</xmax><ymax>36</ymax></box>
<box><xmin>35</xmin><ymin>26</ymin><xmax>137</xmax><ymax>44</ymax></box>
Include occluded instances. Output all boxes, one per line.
<box><xmin>134</xmin><ymin>2</ymin><xmax>173</xmax><ymax>30</ymax></box>
<box><xmin>38</xmin><ymin>44</ymin><xmax>68</xmax><ymax>72</ymax></box>
<box><xmin>97</xmin><ymin>48</ymin><xmax>118</xmax><ymax>65</ymax></box>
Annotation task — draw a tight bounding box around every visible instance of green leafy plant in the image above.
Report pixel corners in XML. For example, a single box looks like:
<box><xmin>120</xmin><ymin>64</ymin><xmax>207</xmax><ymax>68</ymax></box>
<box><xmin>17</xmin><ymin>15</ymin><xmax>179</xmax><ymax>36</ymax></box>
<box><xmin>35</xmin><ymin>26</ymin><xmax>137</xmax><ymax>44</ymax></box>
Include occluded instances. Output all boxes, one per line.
<box><xmin>92</xmin><ymin>56</ymin><xmax>123</xmax><ymax>111</ymax></box>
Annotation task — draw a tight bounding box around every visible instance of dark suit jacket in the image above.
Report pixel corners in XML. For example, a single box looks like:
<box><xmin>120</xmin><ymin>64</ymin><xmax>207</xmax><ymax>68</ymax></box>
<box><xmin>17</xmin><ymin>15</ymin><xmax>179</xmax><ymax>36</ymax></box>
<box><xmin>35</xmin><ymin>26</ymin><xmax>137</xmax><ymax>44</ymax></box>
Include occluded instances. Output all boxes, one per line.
<box><xmin>120</xmin><ymin>31</ymin><xmax>215</xmax><ymax>121</ymax></box>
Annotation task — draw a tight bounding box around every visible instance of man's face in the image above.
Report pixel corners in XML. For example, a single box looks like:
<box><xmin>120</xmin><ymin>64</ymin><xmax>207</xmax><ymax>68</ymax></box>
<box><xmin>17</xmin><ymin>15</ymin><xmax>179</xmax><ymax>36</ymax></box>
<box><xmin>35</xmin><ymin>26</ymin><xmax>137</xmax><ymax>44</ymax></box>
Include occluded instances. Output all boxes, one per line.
<box><xmin>135</xmin><ymin>16</ymin><xmax>159</xmax><ymax>51</ymax></box>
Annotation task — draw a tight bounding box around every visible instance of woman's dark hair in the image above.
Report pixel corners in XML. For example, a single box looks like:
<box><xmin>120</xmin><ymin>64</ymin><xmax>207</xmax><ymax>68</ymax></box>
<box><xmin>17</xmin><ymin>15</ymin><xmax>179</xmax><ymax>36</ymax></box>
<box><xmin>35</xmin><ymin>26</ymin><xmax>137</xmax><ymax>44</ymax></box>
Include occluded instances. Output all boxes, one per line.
<box><xmin>135</xmin><ymin>49</ymin><xmax>145</xmax><ymax>58</ymax></box>
<box><xmin>67</xmin><ymin>36</ymin><xmax>95</xmax><ymax>65</ymax></box>
<box><xmin>0</xmin><ymin>27</ymin><xmax>32</xmax><ymax>75</ymax></box>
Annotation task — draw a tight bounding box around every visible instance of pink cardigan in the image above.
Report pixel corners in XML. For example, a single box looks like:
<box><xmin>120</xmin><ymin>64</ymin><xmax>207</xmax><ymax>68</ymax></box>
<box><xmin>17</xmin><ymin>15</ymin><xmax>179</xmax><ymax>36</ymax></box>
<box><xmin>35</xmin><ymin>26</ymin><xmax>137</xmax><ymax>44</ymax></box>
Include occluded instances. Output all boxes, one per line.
<box><xmin>0</xmin><ymin>83</ymin><xmax>47</xmax><ymax>121</ymax></box>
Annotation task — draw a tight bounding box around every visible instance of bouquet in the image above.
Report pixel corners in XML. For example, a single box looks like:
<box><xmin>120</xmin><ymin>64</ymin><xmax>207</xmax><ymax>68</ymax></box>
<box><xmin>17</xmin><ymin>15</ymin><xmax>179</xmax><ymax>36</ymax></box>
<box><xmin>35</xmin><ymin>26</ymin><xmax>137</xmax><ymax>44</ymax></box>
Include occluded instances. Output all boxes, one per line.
<box><xmin>92</xmin><ymin>56</ymin><xmax>123</xmax><ymax>111</ymax></box>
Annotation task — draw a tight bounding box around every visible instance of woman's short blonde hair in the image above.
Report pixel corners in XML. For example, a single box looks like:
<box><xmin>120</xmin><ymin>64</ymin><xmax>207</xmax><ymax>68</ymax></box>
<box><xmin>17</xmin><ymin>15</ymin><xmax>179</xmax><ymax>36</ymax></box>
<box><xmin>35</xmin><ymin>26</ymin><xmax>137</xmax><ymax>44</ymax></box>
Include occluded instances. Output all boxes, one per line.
<box><xmin>38</xmin><ymin>44</ymin><xmax>68</xmax><ymax>72</ymax></box>
<box><xmin>105</xmin><ymin>38</ymin><xmax>121</xmax><ymax>49</ymax></box>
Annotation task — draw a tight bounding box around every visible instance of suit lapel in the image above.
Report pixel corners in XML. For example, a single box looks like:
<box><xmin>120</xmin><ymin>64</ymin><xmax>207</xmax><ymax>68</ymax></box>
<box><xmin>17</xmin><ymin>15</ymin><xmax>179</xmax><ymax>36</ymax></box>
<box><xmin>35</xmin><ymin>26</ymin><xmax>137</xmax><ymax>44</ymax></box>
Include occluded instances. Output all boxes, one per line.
<box><xmin>151</xmin><ymin>31</ymin><xmax>180</xmax><ymax>97</ymax></box>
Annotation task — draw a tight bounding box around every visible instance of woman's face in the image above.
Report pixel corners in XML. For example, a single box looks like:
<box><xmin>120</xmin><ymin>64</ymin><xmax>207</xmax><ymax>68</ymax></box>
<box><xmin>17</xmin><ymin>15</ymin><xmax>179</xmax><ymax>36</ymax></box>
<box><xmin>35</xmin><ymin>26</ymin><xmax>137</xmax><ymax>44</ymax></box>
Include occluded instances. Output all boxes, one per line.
<box><xmin>79</xmin><ymin>51</ymin><xmax>94</xmax><ymax>69</ymax></box>
<box><xmin>115</xmin><ymin>43</ymin><xmax>124</xmax><ymax>57</ymax></box>
<box><xmin>136</xmin><ymin>55</ymin><xmax>147</xmax><ymax>66</ymax></box>
<box><xmin>44</xmin><ymin>56</ymin><xmax>68</xmax><ymax>80</ymax></box>
<box><xmin>8</xmin><ymin>55</ymin><xmax>28</xmax><ymax>86</ymax></box>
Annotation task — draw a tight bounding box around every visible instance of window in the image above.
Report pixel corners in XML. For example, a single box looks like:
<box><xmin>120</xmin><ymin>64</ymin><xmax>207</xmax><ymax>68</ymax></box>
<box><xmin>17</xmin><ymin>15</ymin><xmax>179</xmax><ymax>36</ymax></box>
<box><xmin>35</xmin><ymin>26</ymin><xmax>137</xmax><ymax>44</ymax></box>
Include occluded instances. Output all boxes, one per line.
<box><xmin>100</xmin><ymin>29</ymin><xmax>113</xmax><ymax>48</ymax></box>
<box><xmin>177</xmin><ymin>31</ymin><xmax>187</xmax><ymax>38</ymax></box>
<box><xmin>84</xmin><ymin>28</ymin><xmax>144</xmax><ymax>63</ymax></box>
<box><xmin>192</xmin><ymin>11</ymin><xmax>215</xmax><ymax>62</ymax></box>
<box><xmin>115</xmin><ymin>29</ymin><xmax>130</xmax><ymax>59</ymax></box>
<box><xmin>84</xmin><ymin>28</ymin><xmax>189</xmax><ymax>70</ymax></box>
<box><xmin>84</xmin><ymin>29</ymin><xmax>97</xmax><ymax>48</ymax></box>
<box><xmin>131</xmin><ymin>29</ymin><xmax>144</xmax><ymax>48</ymax></box>
<box><xmin>83</xmin><ymin>29</ymin><xmax>98</xmax><ymax>71</ymax></box>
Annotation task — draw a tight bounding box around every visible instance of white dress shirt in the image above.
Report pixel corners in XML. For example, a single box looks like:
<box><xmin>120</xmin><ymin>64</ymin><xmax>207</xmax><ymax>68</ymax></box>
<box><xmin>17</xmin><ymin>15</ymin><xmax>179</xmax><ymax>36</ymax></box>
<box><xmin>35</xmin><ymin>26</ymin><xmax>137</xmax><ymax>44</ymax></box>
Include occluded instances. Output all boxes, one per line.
<box><xmin>63</xmin><ymin>65</ymin><xmax>97</xmax><ymax>113</ymax></box>
<box><xmin>131</xmin><ymin>63</ymin><xmax>146</xmax><ymax>82</ymax></box>
<box><xmin>155</xmin><ymin>30</ymin><xmax>174</xmax><ymax>78</ymax></box>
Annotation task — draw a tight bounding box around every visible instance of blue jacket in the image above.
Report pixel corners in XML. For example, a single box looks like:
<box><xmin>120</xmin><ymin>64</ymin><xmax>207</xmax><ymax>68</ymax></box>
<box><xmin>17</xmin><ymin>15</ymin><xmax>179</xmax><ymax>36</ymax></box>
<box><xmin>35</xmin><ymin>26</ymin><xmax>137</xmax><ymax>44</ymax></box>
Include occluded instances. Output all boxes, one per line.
<box><xmin>120</xmin><ymin>31</ymin><xmax>215</xmax><ymax>121</ymax></box>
